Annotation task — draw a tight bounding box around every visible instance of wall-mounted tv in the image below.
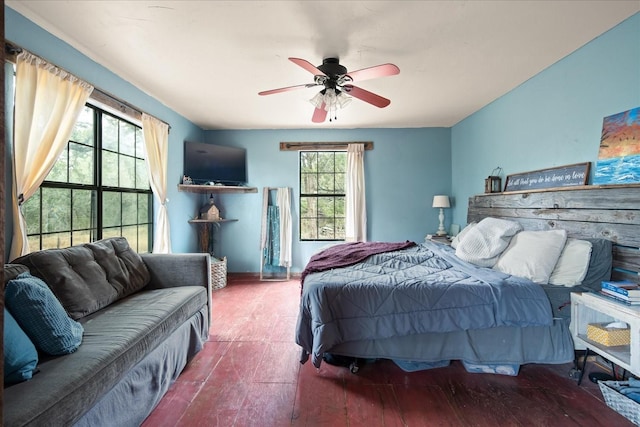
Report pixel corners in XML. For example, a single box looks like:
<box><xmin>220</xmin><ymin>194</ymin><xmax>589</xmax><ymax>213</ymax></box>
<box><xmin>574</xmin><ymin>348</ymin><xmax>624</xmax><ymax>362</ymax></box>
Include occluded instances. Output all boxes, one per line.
<box><xmin>183</xmin><ymin>141</ymin><xmax>247</xmax><ymax>186</ymax></box>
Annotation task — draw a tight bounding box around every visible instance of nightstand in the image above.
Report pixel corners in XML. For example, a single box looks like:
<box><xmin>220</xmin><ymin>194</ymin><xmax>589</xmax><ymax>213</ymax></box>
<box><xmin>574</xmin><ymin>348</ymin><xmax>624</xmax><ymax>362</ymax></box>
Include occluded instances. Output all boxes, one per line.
<box><xmin>425</xmin><ymin>235</ymin><xmax>451</xmax><ymax>245</ymax></box>
<box><xmin>570</xmin><ymin>292</ymin><xmax>640</xmax><ymax>382</ymax></box>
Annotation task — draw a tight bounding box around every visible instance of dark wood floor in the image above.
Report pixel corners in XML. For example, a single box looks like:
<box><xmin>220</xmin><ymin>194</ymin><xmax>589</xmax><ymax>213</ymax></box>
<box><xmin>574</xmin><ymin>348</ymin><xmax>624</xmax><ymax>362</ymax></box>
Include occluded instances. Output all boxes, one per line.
<box><xmin>142</xmin><ymin>276</ymin><xmax>633</xmax><ymax>426</ymax></box>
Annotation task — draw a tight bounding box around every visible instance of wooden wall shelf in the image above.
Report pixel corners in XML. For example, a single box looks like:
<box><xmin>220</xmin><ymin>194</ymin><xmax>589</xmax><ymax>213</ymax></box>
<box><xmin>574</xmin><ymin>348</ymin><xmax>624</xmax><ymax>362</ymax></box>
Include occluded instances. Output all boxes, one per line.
<box><xmin>188</xmin><ymin>219</ymin><xmax>238</xmax><ymax>224</ymax></box>
<box><xmin>178</xmin><ymin>184</ymin><xmax>258</xmax><ymax>194</ymax></box>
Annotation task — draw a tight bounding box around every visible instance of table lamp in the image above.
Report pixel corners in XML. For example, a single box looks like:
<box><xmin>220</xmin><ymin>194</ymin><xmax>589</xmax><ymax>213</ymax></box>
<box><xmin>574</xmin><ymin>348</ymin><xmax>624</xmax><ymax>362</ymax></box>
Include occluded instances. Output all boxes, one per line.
<box><xmin>432</xmin><ymin>195</ymin><xmax>450</xmax><ymax>236</ymax></box>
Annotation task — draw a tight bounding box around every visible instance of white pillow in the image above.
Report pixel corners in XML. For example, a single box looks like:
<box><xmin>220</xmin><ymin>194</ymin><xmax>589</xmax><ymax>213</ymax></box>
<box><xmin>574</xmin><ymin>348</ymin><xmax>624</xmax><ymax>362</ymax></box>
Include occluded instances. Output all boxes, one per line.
<box><xmin>455</xmin><ymin>217</ymin><xmax>522</xmax><ymax>267</ymax></box>
<box><xmin>450</xmin><ymin>222</ymin><xmax>476</xmax><ymax>249</ymax></box>
<box><xmin>549</xmin><ymin>238</ymin><xmax>593</xmax><ymax>287</ymax></box>
<box><xmin>493</xmin><ymin>229</ymin><xmax>568</xmax><ymax>284</ymax></box>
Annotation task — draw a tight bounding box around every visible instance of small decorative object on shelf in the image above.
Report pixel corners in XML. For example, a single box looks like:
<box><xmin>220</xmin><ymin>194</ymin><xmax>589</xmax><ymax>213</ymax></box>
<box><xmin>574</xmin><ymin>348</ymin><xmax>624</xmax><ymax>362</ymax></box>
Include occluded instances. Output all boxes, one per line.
<box><xmin>484</xmin><ymin>167</ymin><xmax>503</xmax><ymax>193</ymax></box>
<box><xmin>200</xmin><ymin>195</ymin><xmax>220</xmax><ymax>220</ymax></box>
<box><xmin>182</xmin><ymin>175</ymin><xmax>193</xmax><ymax>185</ymax></box>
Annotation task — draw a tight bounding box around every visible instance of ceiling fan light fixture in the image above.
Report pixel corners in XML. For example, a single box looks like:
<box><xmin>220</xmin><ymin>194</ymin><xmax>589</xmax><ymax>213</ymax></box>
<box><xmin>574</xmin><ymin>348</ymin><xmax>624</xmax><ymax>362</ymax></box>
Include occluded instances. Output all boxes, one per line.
<box><xmin>261</xmin><ymin>57</ymin><xmax>398</xmax><ymax>122</ymax></box>
<box><xmin>309</xmin><ymin>91</ymin><xmax>325</xmax><ymax>109</ymax></box>
<box><xmin>309</xmin><ymin>88</ymin><xmax>352</xmax><ymax>111</ymax></box>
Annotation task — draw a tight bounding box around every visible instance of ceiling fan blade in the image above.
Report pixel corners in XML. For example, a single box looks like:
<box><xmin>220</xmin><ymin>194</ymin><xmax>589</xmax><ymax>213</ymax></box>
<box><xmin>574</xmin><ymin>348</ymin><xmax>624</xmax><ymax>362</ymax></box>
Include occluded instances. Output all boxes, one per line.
<box><xmin>312</xmin><ymin>104</ymin><xmax>327</xmax><ymax>123</ymax></box>
<box><xmin>343</xmin><ymin>85</ymin><xmax>391</xmax><ymax>108</ymax></box>
<box><xmin>258</xmin><ymin>84</ymin><xmax>312</xmax><ymax>96</ymax></box>
<box><xmin>347</xmin><ymin>63</ymin><xmax>400</xmax><ymax>82</ymax></box>
<box><xmin>289</xmin><ymin>57</ymin><xmax>326</xmax><ymax>76</ymax></box>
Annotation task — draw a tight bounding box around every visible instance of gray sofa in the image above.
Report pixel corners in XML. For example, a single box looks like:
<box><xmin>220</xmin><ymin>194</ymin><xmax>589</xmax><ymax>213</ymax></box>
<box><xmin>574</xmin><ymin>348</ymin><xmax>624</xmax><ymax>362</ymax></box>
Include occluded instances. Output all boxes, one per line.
<box><xmin>4</xmin><ymin>237</ymin><xmax>211</xmax><ymax>426</ymax></box>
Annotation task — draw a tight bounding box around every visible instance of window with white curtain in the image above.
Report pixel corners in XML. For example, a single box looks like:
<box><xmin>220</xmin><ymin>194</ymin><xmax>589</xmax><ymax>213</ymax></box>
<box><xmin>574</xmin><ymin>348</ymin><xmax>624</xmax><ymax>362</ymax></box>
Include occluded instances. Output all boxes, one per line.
<box><xmin>20</xmin><ymin>104</ymin><xmax>153</xmax><ymax>252</ymax></box>
<box><xmin>299</xmin><ymin>151</ymin><xmax>346</xmax><ymax>241</ymax></box>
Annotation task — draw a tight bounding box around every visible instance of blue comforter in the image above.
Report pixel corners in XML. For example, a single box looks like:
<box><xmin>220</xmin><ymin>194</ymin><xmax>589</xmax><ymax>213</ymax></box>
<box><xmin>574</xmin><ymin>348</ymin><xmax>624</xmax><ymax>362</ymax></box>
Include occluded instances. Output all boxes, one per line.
<box><xmin>296</xmin><ymin>242</ymin><xmax>553</xmax><ymax>367</ymax></box>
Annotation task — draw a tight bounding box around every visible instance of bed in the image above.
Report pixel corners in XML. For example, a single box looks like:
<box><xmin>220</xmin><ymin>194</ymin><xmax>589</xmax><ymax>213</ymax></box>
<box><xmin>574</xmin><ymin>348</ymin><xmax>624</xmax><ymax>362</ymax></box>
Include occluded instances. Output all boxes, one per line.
<box><xmin>295</xmin><ymin>184</ymin><xmax>640</xmax><ymax>373</ymax></box>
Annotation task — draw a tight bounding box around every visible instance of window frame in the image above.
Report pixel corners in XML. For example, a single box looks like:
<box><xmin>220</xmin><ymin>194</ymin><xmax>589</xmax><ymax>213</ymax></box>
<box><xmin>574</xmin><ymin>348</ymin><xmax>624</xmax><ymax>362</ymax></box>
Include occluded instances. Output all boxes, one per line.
<box><xmin>23</xmin><ymin>103</ymin><xmax>154</xmax><ymax>253</ymax></box>
<box><xmin>299</xmin><ymin>150</ymin><xmax>346</xmax><ymax>242</ymax></box>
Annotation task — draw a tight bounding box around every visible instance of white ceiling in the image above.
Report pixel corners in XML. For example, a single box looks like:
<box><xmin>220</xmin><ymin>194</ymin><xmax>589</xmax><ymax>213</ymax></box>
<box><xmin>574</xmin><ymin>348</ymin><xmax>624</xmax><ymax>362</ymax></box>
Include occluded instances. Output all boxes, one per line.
<box><xmin>7</xmin><ymin>1</ymin><xmax>640</xmax><ymax>130</ymax></box>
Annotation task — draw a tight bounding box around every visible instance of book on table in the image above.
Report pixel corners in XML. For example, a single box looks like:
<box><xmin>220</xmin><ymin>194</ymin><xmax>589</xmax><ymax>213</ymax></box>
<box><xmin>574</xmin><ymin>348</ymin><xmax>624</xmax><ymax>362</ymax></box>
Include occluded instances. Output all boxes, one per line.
<box><xmin>598</xmin><ymin>290</ymin><xmax>640</xmax><ymax>305</ymax></box>
<box><xmin>600</xmin><ymin>288</ymin><xmax>640</xmax><ymax>301</ymax></box>
<box><xmin>601</xmin><ymin>280</ymin><xmax>640</xmax><ymax>296</ymax></box>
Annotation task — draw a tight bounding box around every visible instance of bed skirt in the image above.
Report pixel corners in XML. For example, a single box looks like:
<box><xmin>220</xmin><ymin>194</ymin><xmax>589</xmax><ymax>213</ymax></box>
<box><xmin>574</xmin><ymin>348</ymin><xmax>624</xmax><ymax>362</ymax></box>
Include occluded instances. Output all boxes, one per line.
<box><xmin>320</xmin><ymin>317</ymin><xmax>574</xmax><ymax>368</ymax></box>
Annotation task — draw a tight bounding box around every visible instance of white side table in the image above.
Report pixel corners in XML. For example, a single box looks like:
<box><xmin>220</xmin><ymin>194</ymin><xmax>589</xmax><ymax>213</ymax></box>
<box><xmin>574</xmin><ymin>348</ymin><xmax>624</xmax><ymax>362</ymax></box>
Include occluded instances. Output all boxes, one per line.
<box><xmin>570</xmin><ymin>292</ymin><xmax>640</xmax><ymax>381</ymax></box>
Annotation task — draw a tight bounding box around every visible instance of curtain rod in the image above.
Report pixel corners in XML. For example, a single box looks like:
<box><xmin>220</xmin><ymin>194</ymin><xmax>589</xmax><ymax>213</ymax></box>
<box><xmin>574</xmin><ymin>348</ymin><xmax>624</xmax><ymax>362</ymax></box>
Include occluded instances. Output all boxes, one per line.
<box><xmin>4</xmin><ymin>40</ymin><xmax>170</xmax><ymax>131</ymax></box>
<box><xmin>280</xmin><ymin>141</ymin><xmax>373</xmax><ymax>151</ymax></box>
<box><xmin>89</xmin><ymin>89</ymin><xmax>171</xmax><ymax>131</ymax></box>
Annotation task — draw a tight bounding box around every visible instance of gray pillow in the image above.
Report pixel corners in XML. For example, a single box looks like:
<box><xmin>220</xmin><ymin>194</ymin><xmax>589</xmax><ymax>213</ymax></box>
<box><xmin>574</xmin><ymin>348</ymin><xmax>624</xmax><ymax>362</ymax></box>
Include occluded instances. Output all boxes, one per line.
<box><xmin>13</xmin><ymin>237</ymin><xmax>150</xmax><ymax>320</ymax></box>
<box><xmin>540</xmin><ymin>238</ymin><xmax>612</xmax><ymax>319</ymax></box>
<box><xmin>580</xmin><ymin>238</ymin><xmax>613</xmax><ymax>292</ymax></box>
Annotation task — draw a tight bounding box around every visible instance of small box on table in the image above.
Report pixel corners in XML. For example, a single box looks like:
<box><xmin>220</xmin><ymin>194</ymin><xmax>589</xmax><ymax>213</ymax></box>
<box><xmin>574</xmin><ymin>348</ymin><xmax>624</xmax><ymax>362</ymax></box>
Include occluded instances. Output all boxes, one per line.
<box><xmin>587</xmin><ymin>322</ymin><xmax>630</xmax><ymax>346</ymax></box>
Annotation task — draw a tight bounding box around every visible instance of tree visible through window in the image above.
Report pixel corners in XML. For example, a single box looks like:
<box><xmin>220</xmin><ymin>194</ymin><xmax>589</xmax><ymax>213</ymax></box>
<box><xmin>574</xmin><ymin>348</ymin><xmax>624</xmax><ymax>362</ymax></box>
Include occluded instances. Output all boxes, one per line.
<box><xmin>22</xmin><ymin>104</ymin><xmax>153</xmax><ymax>252</ymax></box>
<box><xmin>299</xmin><ymin>151</ymin><xmax>345</xmax><ymax>240</ymax></box>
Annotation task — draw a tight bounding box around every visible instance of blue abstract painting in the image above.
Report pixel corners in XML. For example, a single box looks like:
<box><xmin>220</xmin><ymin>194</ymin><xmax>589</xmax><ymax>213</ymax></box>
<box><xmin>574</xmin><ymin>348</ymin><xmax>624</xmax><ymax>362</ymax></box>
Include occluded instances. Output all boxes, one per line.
<box><xmin>594</xmin><ymin>107</ymin><xmax>640</xmax><ymax>185</ymax></box>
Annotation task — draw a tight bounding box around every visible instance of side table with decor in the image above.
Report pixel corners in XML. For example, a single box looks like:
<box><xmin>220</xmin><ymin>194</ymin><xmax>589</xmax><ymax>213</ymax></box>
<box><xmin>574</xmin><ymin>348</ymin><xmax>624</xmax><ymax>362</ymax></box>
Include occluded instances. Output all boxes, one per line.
<box><xmin>570</xmin><ymin>292</ymin><xmax>640</xmax><ymax>424</ymax></box>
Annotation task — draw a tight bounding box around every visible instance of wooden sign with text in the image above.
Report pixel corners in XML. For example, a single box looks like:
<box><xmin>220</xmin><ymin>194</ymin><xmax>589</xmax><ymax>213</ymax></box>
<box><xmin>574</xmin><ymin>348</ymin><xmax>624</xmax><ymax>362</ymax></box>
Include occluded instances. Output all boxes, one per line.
<box><xmin>504</xmin><ymin>162</ymin><xmax>590</xmax><ymax>192</ymax></box>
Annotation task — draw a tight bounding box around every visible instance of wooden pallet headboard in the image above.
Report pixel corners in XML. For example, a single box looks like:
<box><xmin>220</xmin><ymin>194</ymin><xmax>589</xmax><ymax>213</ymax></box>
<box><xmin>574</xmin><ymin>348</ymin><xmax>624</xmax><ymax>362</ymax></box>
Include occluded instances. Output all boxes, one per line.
<box><xmin>467</xmin><ymin>184</ymin><xmax>640</xmax><ymax>282</ymax></box>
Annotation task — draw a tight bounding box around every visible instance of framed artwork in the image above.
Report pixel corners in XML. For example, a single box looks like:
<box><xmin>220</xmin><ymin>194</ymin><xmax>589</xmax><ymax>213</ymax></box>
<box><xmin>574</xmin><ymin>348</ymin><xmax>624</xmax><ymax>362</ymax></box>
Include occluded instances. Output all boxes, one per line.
<box><xmin>594</xmin><ymin>107</ymin><xmax>640</xmax><ymax>185</ymax></box>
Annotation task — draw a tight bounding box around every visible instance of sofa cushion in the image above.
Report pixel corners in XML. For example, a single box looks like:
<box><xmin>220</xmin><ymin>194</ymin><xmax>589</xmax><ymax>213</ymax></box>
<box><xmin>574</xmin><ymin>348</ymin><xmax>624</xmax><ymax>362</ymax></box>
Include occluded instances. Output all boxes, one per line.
<box><xmin>13</xmin><ymin>237</ymin><xmax>150</xmax><ymax>320</ymax></box>
<box><xmin>3</xmin><ymin>286</ymin><xmax>207</xmax><ymax>426</ymax></box>
<box><xmin>4</xmin><ymin>263</ymin><xmax>30</xmax><ymax>283</ymax></box>
<box><xmin>4</xmin><ymin>308</ymin><xmax>39</xmax><ymax>385</ymax></box>
<box><xmin>6</xmin><ymin>272</ymin><xmax>84</xmax><ymax>355</ymax></box>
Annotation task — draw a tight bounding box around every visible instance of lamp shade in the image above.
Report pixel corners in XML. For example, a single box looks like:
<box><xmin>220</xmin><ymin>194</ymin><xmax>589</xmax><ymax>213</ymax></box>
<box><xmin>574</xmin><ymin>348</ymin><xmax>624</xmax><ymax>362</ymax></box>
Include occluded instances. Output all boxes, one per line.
<box><xmin>432</xmin><ymin>195</ymin><xmax>450</xmax><ymax>208</ymax></box>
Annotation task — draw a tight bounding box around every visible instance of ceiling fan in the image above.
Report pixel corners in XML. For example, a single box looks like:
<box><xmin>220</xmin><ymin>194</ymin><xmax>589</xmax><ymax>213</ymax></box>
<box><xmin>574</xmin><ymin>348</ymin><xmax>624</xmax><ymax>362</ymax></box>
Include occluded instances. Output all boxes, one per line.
<box><xmin>258</xmin><ymin>57</ymin><xmax>400</xmax><ymax>123</ymax></box>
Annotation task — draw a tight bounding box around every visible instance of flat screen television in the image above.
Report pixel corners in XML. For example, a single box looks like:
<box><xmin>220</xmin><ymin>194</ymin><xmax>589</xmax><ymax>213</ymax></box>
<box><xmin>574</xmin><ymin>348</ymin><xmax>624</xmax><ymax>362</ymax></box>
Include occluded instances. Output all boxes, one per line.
<box><xmin>183</xmin><ymin>141</ymin><xmax>247</xmax><ymax>186</ymax></box>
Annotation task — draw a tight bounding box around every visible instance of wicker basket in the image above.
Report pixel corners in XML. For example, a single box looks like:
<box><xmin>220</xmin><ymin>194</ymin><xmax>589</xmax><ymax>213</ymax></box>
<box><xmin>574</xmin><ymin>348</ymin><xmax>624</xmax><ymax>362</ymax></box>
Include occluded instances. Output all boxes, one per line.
<box><xmin>598</xmin><ymin>380</ymin><xmax>640</xmax><ymax>425</ymax></box>
<box><xmin>211</xmin><ymin>256</ymin><xmax>227</xmax><ymax>290</ymax></box>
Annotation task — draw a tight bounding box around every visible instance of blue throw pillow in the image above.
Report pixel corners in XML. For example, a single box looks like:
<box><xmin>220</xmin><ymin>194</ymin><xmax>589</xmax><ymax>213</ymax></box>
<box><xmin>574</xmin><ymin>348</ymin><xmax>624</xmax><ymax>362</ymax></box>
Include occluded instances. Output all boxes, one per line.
<box><xmin>4</xmin><ymin>308</ymin><xmax>39</xmax><ymax>385</ymax></box>
<box><xmin>6</xmin><ymin>272</ymin><xmax>84</xmax><ymax>355</ymax></box>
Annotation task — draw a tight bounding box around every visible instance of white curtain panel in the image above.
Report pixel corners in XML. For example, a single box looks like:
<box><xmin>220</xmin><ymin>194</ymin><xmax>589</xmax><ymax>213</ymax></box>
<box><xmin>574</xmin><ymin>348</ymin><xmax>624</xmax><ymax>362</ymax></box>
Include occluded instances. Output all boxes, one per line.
<box><xmin>345</xmin><ymin>143</ymin><xmax>367</xmax><ymax>242</ymax></box>
<box><xmin>142</xmin><ymin>113</ymin><xmax>171</xmax><ymax>253</ymax></box>
<box><xmin>10</xmin><ymin>51</ymin><xmax>93</xmax><ymax>261</ymax></box>
<box><xmin>276</xmin><ymin>187</ymin><xmax>292</xmax><ymax>267</ymax></box>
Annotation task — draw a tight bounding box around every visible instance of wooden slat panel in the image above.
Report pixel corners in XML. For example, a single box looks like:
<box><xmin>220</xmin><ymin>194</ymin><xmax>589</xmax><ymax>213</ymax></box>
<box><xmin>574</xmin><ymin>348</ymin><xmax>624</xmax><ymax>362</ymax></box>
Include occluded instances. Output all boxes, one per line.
<box><xmin>611</xmin><ymin>269</ymin><xmax>639</xmax><ymax>282</ymax></box>
<box><xmin>470</xmin><ymin>184</ymin><xmax>640</xmax><ymax>210</ymax></box>
<box><xmin>468</xmin><ymin>207</ymin><xmax>640</xmax><ymax>225</ymax></box>
<box><xmin>468</xmin><ymin>185</ymin><xmax>640</xmax><ymax>281</ymax></box>
<box><xmin>612</xmin><ymin>246</ymin><xmax>640</xmax><ymax>273</ymax></box>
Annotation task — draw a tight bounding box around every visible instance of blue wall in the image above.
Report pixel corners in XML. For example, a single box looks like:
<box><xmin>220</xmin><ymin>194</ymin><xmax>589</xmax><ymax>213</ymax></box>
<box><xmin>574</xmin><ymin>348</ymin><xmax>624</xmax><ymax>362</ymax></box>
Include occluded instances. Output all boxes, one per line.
<box><xmin>451</xmin><ymin>13</ymin><xmax>640</xmax><ymax>226</ymax></box>
<box><xmin>203</xmin><ymin>128</ymin><xmax>451</xmax><ymax>272</ymax></box>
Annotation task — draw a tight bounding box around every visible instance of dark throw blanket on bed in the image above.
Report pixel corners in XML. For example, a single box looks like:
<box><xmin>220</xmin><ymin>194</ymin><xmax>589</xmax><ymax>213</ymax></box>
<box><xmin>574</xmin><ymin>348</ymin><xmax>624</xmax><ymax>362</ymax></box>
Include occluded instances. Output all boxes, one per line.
<box><xmin>301</xmin><ymin>240</ymin><xmax>417</xmax><ymax>285</ymax></box>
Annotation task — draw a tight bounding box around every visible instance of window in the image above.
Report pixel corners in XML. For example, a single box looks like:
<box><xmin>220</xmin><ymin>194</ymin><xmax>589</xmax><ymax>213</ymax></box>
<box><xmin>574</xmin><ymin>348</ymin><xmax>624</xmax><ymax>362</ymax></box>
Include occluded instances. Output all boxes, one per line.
<box><xmin>299</xmin><ymin>151</ymin><xmax>346</xmax><ymax>240</ymax></box>
<box><xmin>22</xmin><ymin>104</ymin><xmax>153</xmax><ymax>252</ymax></box>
